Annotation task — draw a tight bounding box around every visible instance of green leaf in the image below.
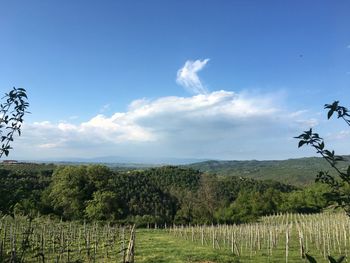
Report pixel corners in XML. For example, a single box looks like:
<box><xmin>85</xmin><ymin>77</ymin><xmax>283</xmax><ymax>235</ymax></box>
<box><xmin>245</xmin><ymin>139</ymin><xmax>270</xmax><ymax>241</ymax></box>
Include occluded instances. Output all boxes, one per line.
<box><xmin>306</xmin><ymin>128</ymin><xmax>312</xmax><ymax>136</ymax></box>
<box><xmin>336</xmin><ymin>256</ymin><xmax>346</xmax><ymax>263</ymax></box>
<box><xmin>305</xmin><ymin>254</ymin><xmax>318</xmax><ymax>263</ymax></box>
<box><xmin>324</xmin><ymin>150</ymin><xmax>332</xmax><ymax>157</ymax></box>
<box><xmin>319</xmin><ymin>141</ymin><xmax>324</xmax><ymax>150</ymax></box>
<box><xmin>328</xmin><ymin>256</ymin><xmax>337</xmax><ymax>263</ymax></box>
<box><xmin>328</xmin><ymin>109</ymin><xmax>334</xmax><ymax>119</ymax></box>
<box><xmin>298</xmin><ymin>140</ymin><xmax>306</xmax><ymax>148</ymax></box>
<box><xmin>334</xmin><ymin>156</ymin><xmax>344</xmax><ymax>162</ymax></box>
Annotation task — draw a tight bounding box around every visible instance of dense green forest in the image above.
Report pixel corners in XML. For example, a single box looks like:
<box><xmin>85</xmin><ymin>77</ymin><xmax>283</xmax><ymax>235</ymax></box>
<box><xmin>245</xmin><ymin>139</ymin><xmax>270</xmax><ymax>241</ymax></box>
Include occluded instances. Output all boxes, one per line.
<box><xmin>186</xmin><ymin>156</ymin><xmax>350</xmax><ymax>185</ymax></box>
<box><xmin>0</xmin><ymin>163</ymin><xmax>333</xmax><ymax>226</ymax></box>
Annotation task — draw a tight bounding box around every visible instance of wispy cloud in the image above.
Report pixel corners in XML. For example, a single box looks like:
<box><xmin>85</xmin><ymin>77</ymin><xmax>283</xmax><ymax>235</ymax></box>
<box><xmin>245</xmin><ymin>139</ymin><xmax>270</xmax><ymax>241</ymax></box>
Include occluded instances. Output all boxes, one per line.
<box><xmin>99</xmin><ymin>103</ymin><xmax>110</xmax><ymax>113</ymax></box>
<box><xmin>68</xmin><ymin>115</ymin><xmax>79</xmax><ymax>120</ymax></box>
<box><xmin>295</xmin><ymin>118</ymin><xmax>319</xmax><ymax>128</ymax></box>
<box><xmin>333</xmin><ymin>130</ymin><xmax>350</xmax><ymax>140</ymax></box>
<box><xmin>176</xmin><ymin>59</ymin><xmax>210</xmax><ymax>94</ymax></box>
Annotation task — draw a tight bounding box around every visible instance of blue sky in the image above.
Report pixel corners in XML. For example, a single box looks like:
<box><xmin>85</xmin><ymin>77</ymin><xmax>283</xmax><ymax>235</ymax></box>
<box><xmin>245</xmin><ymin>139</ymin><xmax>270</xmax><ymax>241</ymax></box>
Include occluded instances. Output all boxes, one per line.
<box><xmin>1</xmin><ymin>0</ymin><xmax>350</xmax><ymax>161</ymax></box>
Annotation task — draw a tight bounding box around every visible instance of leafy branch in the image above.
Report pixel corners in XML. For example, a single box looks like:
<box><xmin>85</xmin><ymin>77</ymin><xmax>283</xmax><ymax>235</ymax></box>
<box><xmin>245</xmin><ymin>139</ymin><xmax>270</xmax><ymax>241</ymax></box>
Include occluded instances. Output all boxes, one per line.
<box><xmin>295</xmin><ymin>101</ymin><xmax>350</xmax><ymax>216</ymax></box>
<box><xmin>324</xmin><ymin>101</ymin><xmax>350</xmax><ymax>127</ymax></box>
<box><xmin>0</xmin><ymin>87</ymin><xmax>29</xmax><ymax>158</ymax></box>
<box><xmin>305</xmin><ymin>253</ymin><xmax>345</xmax><ymax>263</ymax></box>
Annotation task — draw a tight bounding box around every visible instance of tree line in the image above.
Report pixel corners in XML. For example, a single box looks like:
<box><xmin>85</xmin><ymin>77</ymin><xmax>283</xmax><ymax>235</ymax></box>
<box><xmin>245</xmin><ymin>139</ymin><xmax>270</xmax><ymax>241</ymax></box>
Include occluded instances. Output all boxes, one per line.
<box><xmin>0</xmin><ymin>163</ymin><xmax>333</xmax><ymax>226</ymax></box>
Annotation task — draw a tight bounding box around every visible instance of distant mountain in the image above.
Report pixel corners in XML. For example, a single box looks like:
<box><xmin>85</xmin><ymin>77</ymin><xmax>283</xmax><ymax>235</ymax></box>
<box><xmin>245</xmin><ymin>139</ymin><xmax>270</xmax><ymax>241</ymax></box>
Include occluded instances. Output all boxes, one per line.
<box><xmin>12</xmin><ymin>155</ymin><xmax>350</xmax><ymax>186</ymax></box>
<box><xmin>186</xmin><ymin>156</ymin><xmax>350</xmax><ymax>186</ymax></box>
<box><xmin>33</xmin><ymin>156</ymin><xmax>208</xmax><ymax>166</ymax></box>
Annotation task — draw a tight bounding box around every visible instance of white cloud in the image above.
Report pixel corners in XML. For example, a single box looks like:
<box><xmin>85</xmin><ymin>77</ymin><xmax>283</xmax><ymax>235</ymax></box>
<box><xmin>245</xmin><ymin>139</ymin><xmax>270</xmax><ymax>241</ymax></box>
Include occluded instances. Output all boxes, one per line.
<box><xmin>337</xmin><ymin>130</ymin><xmax>350</xmax><ymax>139</ymax></box>
<box><xmin>11</xmin><ymin>89</ymin><xmax>319</xmax><ymax>160</ymax></box>
<box><xmin>38</xmin><ymin>143</ymin><xmax>61</xmax><ymax>149</ymax></box>
<box><xmin>327</xmin><ymin>130</ymin><xmax>350</xmax><ymax>140</ymax></box>
<box><xmin>288</xmin><ymin>110</ymin><xmax>308</xmax><ymax>118</ymax></box>
<box><xmin>295</xmin><ymin>118</ymin><xmax>319</xmax><ymax>128</ymax></box>
<box><xmin>68</xmin><ymin>115</ymin><xmax>79</xmax><ymax>120</ymax></box>
<box><xmin>176</xmin><ymin>59</ymin><xmax>210</xmax><ymax>94</ymax></box>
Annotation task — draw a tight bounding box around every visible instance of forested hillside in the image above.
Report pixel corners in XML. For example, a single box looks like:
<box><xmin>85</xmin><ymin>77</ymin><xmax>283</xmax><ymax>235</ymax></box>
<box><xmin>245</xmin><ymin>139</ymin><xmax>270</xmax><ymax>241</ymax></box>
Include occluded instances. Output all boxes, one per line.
<box><xmin>0</xmin><ymin>163</ymin><xmax>332</xmax><ymax>225</ymax></box>
<box><xmin>186</xmin><ymin>156</ymin><xmax>350</xmax><ymax>185</ymax></box>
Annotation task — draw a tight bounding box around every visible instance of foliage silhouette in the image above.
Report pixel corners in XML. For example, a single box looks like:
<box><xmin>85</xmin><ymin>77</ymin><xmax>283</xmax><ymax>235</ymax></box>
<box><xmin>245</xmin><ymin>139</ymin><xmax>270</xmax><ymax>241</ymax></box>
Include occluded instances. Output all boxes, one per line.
<box><xmin>295</xmin><ymin>101</ymin><xmax>350</xmax><ymax>216</ymax></box>
<box><xmin>296</xmin><ymin>101</ymin><xmax>350</xmax><ymax>263</ymax></box>
<box><xmin>305</xmin><ymin>253</ymin><xmax>345</xmax><ymax>263</ymax></box>
<box><xmin>0</xmin><ymin>87</ymin><xmax>29</xmax><ymax>158</ymax></box>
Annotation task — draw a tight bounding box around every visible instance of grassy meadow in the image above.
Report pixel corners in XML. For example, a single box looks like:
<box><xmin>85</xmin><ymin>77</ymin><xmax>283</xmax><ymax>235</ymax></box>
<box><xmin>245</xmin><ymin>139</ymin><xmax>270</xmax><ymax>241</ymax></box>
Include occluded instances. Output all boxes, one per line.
<box><xmin>136</xmin><ymin>229</ymin><xmax>238</xmax><ymax>263</ymax></box>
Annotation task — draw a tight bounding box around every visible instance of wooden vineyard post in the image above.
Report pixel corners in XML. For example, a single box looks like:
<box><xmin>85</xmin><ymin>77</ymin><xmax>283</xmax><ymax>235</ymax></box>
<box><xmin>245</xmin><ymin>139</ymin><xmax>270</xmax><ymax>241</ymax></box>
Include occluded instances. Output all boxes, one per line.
<box><xmin>285</xmin><ymin>224</ymin><xmax>289</xmax><ymax>263</ymax></box>
<box><xmin>121</xmin><ymin>227</ymin><xmax>125</xmax><ymax>263</ymax></box>
<box><xmin>201</xmin><ymin>227</ymin><xmax>204</xmax><ymax>246</ymax></box>
<box><xmin>125</xmin><ymin>225</ymin><xmax>136</xmax><ymax>263</ymax></box>
<box><xmin>296</xmin><ymin>223</ymin><xmax>305</xmax><ymax>259</ymax></box>
<box><xmin>343</xmin><ymin>222</ymin><xmax>348</xmax><ymax>259</ymax></box>
<box><xmin>231</xmin><ymin>230</ymin><xmax>234</xmax><ymax>254</ymax></box>
<box><xmin>191</xmin><ymin>226</ymin><xmax>194</xmax><ymax>242</ymax></box>
<box><xmin>212</xmin><ymin>225</ymin><xmax>215</xmax><ymax>249</ymax></box>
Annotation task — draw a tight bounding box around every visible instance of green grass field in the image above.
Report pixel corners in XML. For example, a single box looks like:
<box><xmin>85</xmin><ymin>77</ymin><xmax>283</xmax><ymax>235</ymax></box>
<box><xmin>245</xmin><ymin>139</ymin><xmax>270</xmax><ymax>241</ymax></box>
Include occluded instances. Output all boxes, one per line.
<box><xmin>135</xmin><ymin>229</ymin><xmax>340</xmax><ymax>263</ymax></box>
<box><xmin>135</xmin><ymin>229</ymin><xmax>306</xmax><ymax>263</ymax></box>
<box><xmin>136</xmin><ymin>229</ymin><xmax>239</xmax><ymax>263</ymax></box>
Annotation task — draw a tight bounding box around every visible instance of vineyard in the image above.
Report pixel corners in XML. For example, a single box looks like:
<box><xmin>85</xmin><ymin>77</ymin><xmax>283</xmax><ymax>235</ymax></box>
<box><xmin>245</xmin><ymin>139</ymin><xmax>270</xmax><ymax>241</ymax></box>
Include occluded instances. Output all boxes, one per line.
<box><xmin>0</xmin><ymin>215</ymin><xmax>135</xmax><ymax>263</ymax></box>
<box><xmin>1</xmin><ymin>213</ymin><xmax>350</xmax><ymax>262</ymax></box>
<box><xmin>169</xmin><ymin>213</ymin><xmax>350</xmax><ymax>262</ymax></box>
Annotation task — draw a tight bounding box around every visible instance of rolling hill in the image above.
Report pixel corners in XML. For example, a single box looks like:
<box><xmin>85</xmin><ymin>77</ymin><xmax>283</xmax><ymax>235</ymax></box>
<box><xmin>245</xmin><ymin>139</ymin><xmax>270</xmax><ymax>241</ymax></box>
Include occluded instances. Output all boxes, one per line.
<box><xmin>186</xmin><ymin>156</ymin><xmax>350</xmax><ymax>186</ymax></box>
